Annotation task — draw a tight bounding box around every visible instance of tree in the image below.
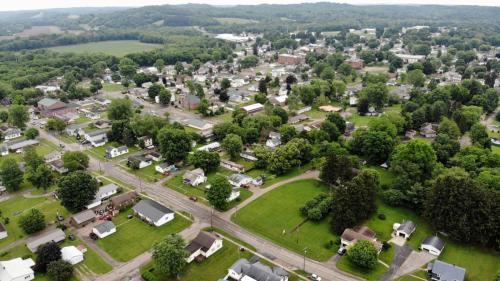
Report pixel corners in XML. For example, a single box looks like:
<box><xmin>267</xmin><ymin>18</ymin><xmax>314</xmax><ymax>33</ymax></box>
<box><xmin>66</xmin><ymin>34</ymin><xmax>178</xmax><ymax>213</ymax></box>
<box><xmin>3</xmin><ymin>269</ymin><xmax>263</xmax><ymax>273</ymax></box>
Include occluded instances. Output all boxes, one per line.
<box><xmin>424</xmin><ymin>168</ymin><xmax>499</xmax><ymax>247</ymax></box>
<box><xmin>62</xmin><ymin>151</ymin><xmax>89</xmax><ymax>172</ymax></box>
<box><xmin>362</xmin><ymin>83</ymin><xmax>388</xmax><ymax>109</ymax></box>
<box><xmin>57</xmin><ymin>171</ymin><xmax>98</xmax><ymax>212</ymax></box>
<box><xmin>47</xmin><ymin>260</ymin><xmax>73</xmax><ymax>281</ymax></box>
<box><xmin>28</xmin><ymin>165</ymin><xmax>54</xmax><ymax>189</ymax></box>
<box><xmin>46</xmin><ymin>118</ymin><xmax>66</xmax><ymax>133</ymax></box>
<box><xmin>24</xmin><ymin>147</ymin><xmax>44</xmax><ymax>171</ymax></box>
<box><xmin>349</xmin><ymin>129</ymin><xmax>395</xmax><ymax>164</ymax></box>
<box><xmin>347</xmin><ymin>240</ymin><xmax>378</xmax><ymax>269</ymax></box>
<box><xmin>0</xmin><ymin>158</ymin><xmax>24</xmax><ymax>192</ymax></box>
<box><xmin>8</xmin><ymin>104</ymin><xmax>29</xmax><ymax>129</ymax></box>
<box><xmin>19</xmin><ymin>209</ymin><xmax>45</xmax><ymax>234</ymax></box>
<box><xmin>220</xmin><ymin>78</ymin><xmax>231</xmax><ymax>90</ymax></box>
<box><xmin>157</xmin><ymin>128</ymin><xmax>192</xmax><ymax>163</ymax></box>
<box><xmin>437</xmin><ymin>118</ymin><xmax>461</xmax><ymax>139</ymax></box>
<box><xmin>25</xmin><ymin>128</ymin><xmax>39</xmax><ymax>139</ymax></box>
<box><xmin>148</xmin><ymin>84</ymin><xmax>164</xmax><ymax>100</ymax></box>
<box><xmin>0</xmin><ymin>111</ymin><xmax>8</xmax><ymax>122</ymax></box>
<box><xmin>320</xmin><ymin>154</ymin><xmax>358</xmax><ymax>185</ymax></box>
<box><xmin>158</xmin><ymin>89</ymin><xmax>171</xmax><ymax>105</ymax></box>
<box><xmin>108</xmin><ymin>98</ymin><xmax>133</xmax><ymax>121</ymax></box>
<box><xmin>268</xmin><ymin>138</ymin><xmax>312</xmax><ymax>175</ymax></box>
<box><xmin>222</xmin><ymin>133</ymin><xmax>243</xmax><ymax>160</ymax></box>
<box><xmin>330</xmin><ymin>170</ymin><xmax>379</xmax><ymax>234</ymax></box>
<box><xmin>207</xmin><ymin>175</ymin><xmax>232</xmax><ymax>210</ymax></box>
<box><xmin>154</xmin><ymin>59</ymin><xmax>165</xmax><ymax>73</ymax></box>
<box><xmin>407</xmin><ymin>69</ymin><xmax>426</xmax><ymax>87</ymax></box>
<box><xmin>432</xmin><ymin>134</ymin><xmax>460</xmax><ymax>164</ymax></box>
<box><xmin>450</xmin><ymin>146</ymin><xmax>500</xmax><ymax>175</ymax></box>
<box><xmin>258</xmin><ymin>78</ymin><xmax>267</xmax><ymax>94</ymax></box>
<box><xmin>279</xmin><ymin>125</ymin><xmax>297</xmax><ymax>143</ymax></box>
<box><xmin>326</xmin><ymin>113</ymin><xmax>346</xmax><ymax>133</ymax></box>
<box><xmin>35</xmin><ymin>242</ymin><xmax>61</xmax><ymax>273</ymax></box>
<box><xmin>452</xmin><ymin>106</ymin><xmax>482</xmax><ymax>133</ymax></box>
<box><xmin>152</xmin><ymin>234</ymin><xmax>187</xmax><ymax>278</ymax></box>
<box><xmin>470</xmin><ymin>123</ymin><xmax>491</xmax><ymax>149</ymax></box>
<box><xmin>119</xmin><ymin>58</ymin><xmax>137</xmax><ymax>79</ymax></box>
<box><xmin>188</xmin><ymin>150</ymin><xmax>220</xmax><ymax>173</ymax></box>
<box><xmin>320</xmin><ymin>121</ymin><xmax>341</xmax><ymax>141</ymax></box>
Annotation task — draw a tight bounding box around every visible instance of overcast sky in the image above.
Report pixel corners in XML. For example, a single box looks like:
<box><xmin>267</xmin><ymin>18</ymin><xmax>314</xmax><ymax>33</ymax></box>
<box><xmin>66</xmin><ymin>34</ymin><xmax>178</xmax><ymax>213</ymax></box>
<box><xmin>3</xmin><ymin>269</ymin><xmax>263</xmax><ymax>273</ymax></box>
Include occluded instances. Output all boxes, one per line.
<box><xmin>0</xmin><ymin>0</ymin><xmax>498</xmax><ymax>12</ymax></box>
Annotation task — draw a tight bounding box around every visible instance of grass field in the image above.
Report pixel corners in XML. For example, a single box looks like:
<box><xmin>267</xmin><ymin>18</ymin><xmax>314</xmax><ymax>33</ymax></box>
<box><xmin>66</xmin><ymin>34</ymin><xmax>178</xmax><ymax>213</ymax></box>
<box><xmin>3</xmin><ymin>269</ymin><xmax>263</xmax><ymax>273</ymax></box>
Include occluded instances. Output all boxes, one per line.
<box><xmin>245</xmin><ymin>163</ymin><xmax>313</xmax><ymax>189</ymax></box>
<box><xmin>102</xmin><ymin>83</ymin><xmax>125</xmax><ymax>92</ymax></box>
<box><xmin>96</xmin><ymin>208</ymin><xmax>192</xmax><ymax>262</ymax></box>
<box><xmin>336</xmin><ymin>256</ymin><xmax>387</xmax><ymax>281</ymax></box>
<box><xmin>120</xmin><ymin>161</ymin><xmax>165</xmax><ymax>182</ymax></box>
<box><xmin>85</xmin><ymin>141</ymin><xmax>139</xmax><ymax>161</ymax></box>
<box><xmin>47</xmin><ymin>40</ymin><xmax>163</xmax><ymax>56</ymax></box>
<box><xmin>232</xmin><ymin>179</ymin><xmax>338</xmax><ymax>261</ymax></box>
<box><xmin>215</xmin><ymin>17</ymin><xmax>258</xmax><ymax>24</ymax></box>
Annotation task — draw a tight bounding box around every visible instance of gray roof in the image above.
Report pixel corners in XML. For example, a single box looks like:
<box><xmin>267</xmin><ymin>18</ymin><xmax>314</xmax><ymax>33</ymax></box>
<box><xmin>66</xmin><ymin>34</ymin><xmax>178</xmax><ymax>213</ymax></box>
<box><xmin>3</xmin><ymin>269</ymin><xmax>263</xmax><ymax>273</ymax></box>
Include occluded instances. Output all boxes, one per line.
<box><xmin>96</xmin><ymin>184</ymin><xmax>119</xmax><ymax>199</ymax></box>
<box><xmin>422</xmin><ymin>236</ymin><xmax>445</xmax><ymax>251</ymax></box>
<box><xmin>428</xmin><ymin>260</ymin><xmax>465</xmax><ymax>281</ymax></box>
<box><xmin>38</xmin><ymin>98</ymin><xmax>59</xmax><ymax>107</ymax></box>
<box><xmin>86</xmin><ymin>130</ymin><xmax>107</xmax><ymax>137</ymax></box>
<box><xmin>132</xmin><ymin>199</ymin><xmax>173</xmax><ymax>223</ymax></box>
<box><xmin>185</xmin><ymin>231</ymin><xmax>218</xmax><ymax>255</ymax></box>
<box><xmin>7</xmin><ymin>139</ymin><xmax>39</xmax><ymax>150</ymax></box>
<box><xmin>128</xmin><ymin>155</ymin><xmax>151</xmax><ymax>162</ymax></box>
<box><xmin>94</xmin><ymin>221</ymin><xmax>116</xmax><ymax>234</ymax></box>
<box><xmin>397</xmin><ymin>220</ymin><xmax>416</xmax><ymax>234</ymax></box>
<box><xmin>107</xmin><ymin>146</ymin><xmax>128</xmax><ymax>153</ymax></box>
<box><xmin>71</xmin><ymin>209</ymin><xmax>95</xmax><ymax>224</ymax></box>
<box><xmin>26</xmin><ymin>228</ymin><xmax>66</xmax><ymax>252</ymax></box>
<box><xmin>229</xmin><ymin>258</ymin><xmax>288</xmax><ymax>281</ymax></box>
<box><xmin>228</xmin><ymin>174</ymin><xmax>252</xmax><ymax>184</ymax></box>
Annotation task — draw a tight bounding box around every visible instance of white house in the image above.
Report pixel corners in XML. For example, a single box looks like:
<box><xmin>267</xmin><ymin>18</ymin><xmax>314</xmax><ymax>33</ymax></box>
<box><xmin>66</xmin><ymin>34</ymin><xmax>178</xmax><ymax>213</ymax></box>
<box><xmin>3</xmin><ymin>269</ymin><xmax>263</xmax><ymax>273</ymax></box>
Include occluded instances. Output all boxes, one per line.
<box><xmin>228</xmin><ymin>187</ymin><xmax>241</xmax><ymax>202</ymax></box>
<box><xmin>127</xmin><ymin>155</ymin><xmax>153</xmax><ymax>169</ymax></box>
<box><xmin>0</xmin><ymin>258</ymin><xmax>35</xmax><ymax>281</ymax></box>
<box><xmin>266</xmin><ymin>132</ymin><xmax>282</xmax><ymax>149</ymax></box>
<box><xmin>185</xmin><ymin>232</ymin><xmax>223</xmax><ymax>263</ymax></box>
<box><xmin>86</xmin><ymin>184</ymin><xmax>119</xmax><ymax>209</ymax></box>
<box><xmin>106</xmin><ymin>146</ymin><xmax>128</xmax><ymax>158</ymax></box>
<box><xmin>183</xmin><ymin>168</ymin><xmax>207</xmax><ymax>187</ymax></box>
<box><xmin>3</xmin><ymin>128</ymin><xmax>21</xmax><ymax>141</ymax></box>
<box><xmin>92</xmin><ymin>221</ymin><xmax>116</xmax><ymax>239</ymax></box>
<box><xmin>61</xmin><ymin>246</ymin><xmax>84</xmax><ymax>265</ymax></box>
<box><xmin>228</xmin><ymin>258</ymin><xmax>289</xmax><ymax>281</ymax></box>
<box><xmin>393</xmin><ymin>221</ymin><xmax>416</xmax><ymax>239</ymax></box>
<box><xmin>197</xmin><ymin>142</ymin><xmax>221</xmax><ymax>152</ymax></box>
<box><xmin>0</xmin><ymin>224</ymin><xmax>7</xmax><ymax>240</ymax></box>
<box><xmin>84</xmin><ymin>130</ymin><xmax>108</xmax><ymax>147</ymax></box>
<box><xmin>220</xmin><ymin>160</ymin><xmax>245</xmax><ymax>173</ymax></box>
<box><xmin>132</xmin><ymin>199</ymin><xmax>175</xmax><ymax>227</ymax></box>
<box><xmin>228</xmin><ymin>174</ymin><xmax>253</xmax><ymax>188</ymax></box>
<box><xmin>421</xmin><ymin>236</ymin><xmax>445</xmax><ymax>256</ymax></box>
<box><xmin>155</xmin><ymin>163</ymin><xmax>176</xmax><ymax>174</ymax></box>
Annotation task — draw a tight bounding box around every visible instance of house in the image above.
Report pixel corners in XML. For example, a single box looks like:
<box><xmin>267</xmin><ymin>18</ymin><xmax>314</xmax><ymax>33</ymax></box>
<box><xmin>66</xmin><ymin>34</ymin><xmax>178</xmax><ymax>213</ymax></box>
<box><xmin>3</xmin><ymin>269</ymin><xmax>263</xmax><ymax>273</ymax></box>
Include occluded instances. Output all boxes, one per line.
<box><xmin>198</xmin><ymin>142</ymin><xmax>221</xmax><ymax>152</ymax></box>
<box><xmin>65</xmin><ymin>123</ymin><xmax>88</xmax><ymax>136</ymax></box>
<box><xmin>185</xmin><ymin>119</ymin><xmax>213</xmax><ymax>131</ymax></box>
<box><xmin>228</xmin><ymin>257</ymin><xmax>289</xmax><ymax>281</ymax></box>
<box><xmin>0</xmin><ymin>145</ymin><xmax>8</xmax><ymax>156</ymax></box>
<box><xmin>393</xmin><ymin>221</ymin><xmax>416</xmax><ymax>239</ymax></box>
<box><xmin>183</xmin><ymin>168</ymin><xmax>207</xmax><ymax>187</ymax></box>
<box><xmin>240</xmin><ymin>151</ymin><xmax>257</xmax><ymax>162</ymax></box>
<box><xmin>61</xmin><ymin>246</ymin><xmax>84</xmax><ymax>265</ymax></box>
<box><xmin>106</xmin><ymin>146</ymin><xmax>129</xmax><ymax>158</ymax></box>
<box><xmin>132</xmin><ymin>199</ymin><xmax>175</xmax><ymax>227</ymax></box>
<box><xmin>145</xmin><ymin>151</ymin><xmax>162</xmax><ymax>162</ymax></box>
<box><xmin>44</xmin><ymin>151</ymin><xmax>62</xmax><ymax>163</ymax></box>
<box><xmin>86</xmin><ymin>184</ymin><xmax>120</xmax><ymax>209</ymax></box>
<box><xmin>48</xmin><ymin>159</ymin><xmax>68</xmax><ymax>174</ymax></box>
<box><xmin>427</xmin><ymin>260</ymin><xmax>465</xmax><ymax>281</ymax></box>
<box><xmin>84</xmin><ymin>130</ymin><xmax>108</xmax><ymax>147</ymax></box>
<box><xmin>138</xmin><ymin>136</ymin><xmax>154</xmax><ymax>148</ymax></box>
<box><xmin>70</xmin><ymin>209</ymin><xmax>96</xmax><ymax>228</ymax></box>
<box><xmin>110</xmin><ymin>191</ymin><xmax>139</xmax><ymax>210</ymax></box>
<box><xmin>319</xmin><ymin>105</ymin><xmax>342</xmax><ymax>113</ymax></box>
<box><xmin>345</xmin><ymin>58</ymin><xmax>364</xmax><ymax>69</ymax></box>
<box><xmin>421</xmin><ymin>236</ymin><xmax>445</xmax><ymax>256</ymax></box>
<box><xmin>340</xmin><ymin>226</ymin><xmax>383</xmax><ymax>253</ymax></box>
<box><xmin>37</xmin><ymin>98</ymin><xmax>78</xmax><ymax>118</ymax></box>
<box><xmin>2</xmin><ymin>128</ymin><xmax>21</xmax><ymax>141</ymax></box>
<box><xmin>127</xmin><ymin>155</ymin><xmax>152</xmax><ymax>169</ymax></box>
<box><xmin>252</xmin><ymin>176</ymin><xmax>264</xmax><ymax>186</ymax></box>
<box><xmin>6</xmin><ymin>139</ymin><xmax>39</xmax><ymax>152</ymax></box>
<box><xmin>0</xmin><ymin>258</ymin><xmax>35</xmax><ymax>281</ymax></box>
<box><xmin>278</xmin><ymin>54</ymin><xmax>302</xmax><ymax>65</ymax></box>
<box><xmin>185</xmin><ymin>232</ymin><xmax>223</xmax><ymax>263</ymax></box>
<box><xmin>266</xmin><ymin>132</ymin><xmax>281</xmax><ymax>148</ymax></box>
<box><xmin>0</xmin><ymin>224</ymin><xmax>7</xmax><ymax>240</ymax></box>
<box><xmin>94</xmin><ymin>120</ymin><xmax>111</xmax><ymax>129</ymax></box>
<box><xmin>269</xmin><ymin>95</ymin><xmax>287</xmax><ymax>106</ymax></box>
<box><xmin>228</xmin><ymin>174</ymin><xmax>253</xmax><ymax>188</ymax></box>
<box><xmin>180</xmin><ymin>94</ymin><xmax>201</xmax><ymax>110</ymax></box>
<box><xmin>396</xmin><ymin>54</ymin><xmax>426</xmax><ymax>64</ymax></box>
<box><xmin>155</xmin><ymin>163</ymin><xmax>176</xmax><ymax>174</ymax></box>
<box><xmin>26</xmin><ymin>228</ymin><xmax>66</xmax><ymax>252</ymax></box>
<box><xmin>288</xmin><ymin>114</ymin><xmax>309</xmax><ymax>124</ymax></box>
<box><xmin>220</xmin><ymin>160</ymin><xmax>245</xmax><ymax>173</ymax></box>
<box><xmin>420</xmin><ymin>123</ymin><xmax>437</xmax><ymax>138</ymax></box>
<box><xmin>241</xmin><ymin>103</ymin><xmax>264</xmax><ymax>114</ymax></box>
<box><xmin>92</xmin><ymin>221</ymin><xmax>116</xmax><ymax>239</ymax></box>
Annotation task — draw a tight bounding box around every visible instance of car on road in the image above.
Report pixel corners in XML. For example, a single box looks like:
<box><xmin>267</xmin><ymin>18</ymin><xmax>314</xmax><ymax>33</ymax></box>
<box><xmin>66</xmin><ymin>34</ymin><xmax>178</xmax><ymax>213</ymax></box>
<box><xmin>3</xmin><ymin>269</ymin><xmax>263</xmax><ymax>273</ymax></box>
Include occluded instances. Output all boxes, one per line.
<box><xmin>308</xmin><ymin>274</ymin><xmax>322</xmax><ymax>281</ymax></box>
<box><xmin>189</xmin><ymin>196</ymin><xmax>198</xmax><ymax>202</ymax></box>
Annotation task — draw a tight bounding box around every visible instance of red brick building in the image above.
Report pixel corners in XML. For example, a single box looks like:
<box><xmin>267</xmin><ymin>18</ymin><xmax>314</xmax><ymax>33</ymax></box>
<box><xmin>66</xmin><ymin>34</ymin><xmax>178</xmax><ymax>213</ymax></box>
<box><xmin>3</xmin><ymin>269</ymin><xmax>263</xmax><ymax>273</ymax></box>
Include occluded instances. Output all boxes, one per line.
<box><xmin>345</xmin><ymin>58</ymin><xmax>364</xmax><ymax>69</ymax></box>
<box><xmin>37</xmin><ymin>98</ymin><xmax>78</xmax><ymax>118</ymax></box>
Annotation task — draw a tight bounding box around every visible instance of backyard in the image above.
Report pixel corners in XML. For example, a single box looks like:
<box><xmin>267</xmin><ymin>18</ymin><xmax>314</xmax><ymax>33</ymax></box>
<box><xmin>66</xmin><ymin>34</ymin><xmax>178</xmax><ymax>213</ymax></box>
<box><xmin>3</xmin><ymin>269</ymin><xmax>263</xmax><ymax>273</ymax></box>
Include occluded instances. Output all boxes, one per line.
<box><xmin>120</xmin><ymin>161</ymin><xmax>166</xmax><ymax>182</ymax></box>
<box><xmin>232</xmin><ymin>179</ymin><xmax>338</xmax><ymax>261</ymax></box>
<box><xmin>96</xmin><ymin>208</ymin><xmax>192</xmax><ymax>262</ymax></box>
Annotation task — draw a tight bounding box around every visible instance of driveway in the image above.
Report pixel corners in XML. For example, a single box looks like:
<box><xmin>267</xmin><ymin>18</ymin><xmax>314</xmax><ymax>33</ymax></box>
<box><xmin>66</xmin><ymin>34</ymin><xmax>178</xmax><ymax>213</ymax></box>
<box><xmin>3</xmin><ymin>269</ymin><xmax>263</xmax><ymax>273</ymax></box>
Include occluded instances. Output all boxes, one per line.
<box><xmin>379</xmin><ymin>245</ymin><xmax>413</xmax><ymax>281</ymax></box>
<box><xmin>394</xmin><ymin>250</ymin><xmax>436</xmax><ymax>278</ymax></box>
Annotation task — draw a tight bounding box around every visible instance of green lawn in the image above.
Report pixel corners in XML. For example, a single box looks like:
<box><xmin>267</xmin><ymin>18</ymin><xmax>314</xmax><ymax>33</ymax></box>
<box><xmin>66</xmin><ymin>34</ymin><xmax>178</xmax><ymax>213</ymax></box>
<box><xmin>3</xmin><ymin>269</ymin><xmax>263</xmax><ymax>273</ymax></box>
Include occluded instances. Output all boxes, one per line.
<box><xmin>102</xmin><ymin>83</ymin><xmax>125</xmax><ymax>92</ymax></box>
<box><xmin>120</xmin><ymin>161</ymin><xmax>165</xmax><ymax>182</ymax></box>
<box><xmin>0</xmin><ymin>196</ymin><xmax>69</xmax><ymax>249</ymax></box>
<box><xmin>47</xmin><ymin>40</ymin><xmax>163</xmax><ymax>56</ymax></box>
<box><xmin>85</xmin><ymin>141</ymin><xmax>139</xmax><ymax>161</ymax></box>
<box><xmin>246</xmin><ymin>163</ymin><xmax>313</xmax><ymax>188</ymax></box>
<box><xmin>96</xmin><ymin>209</ymin><xmax>192</xmax><ymax>262</ymax></box>
<box><xmin>378</xmin><ymin>244</ymin><xmax>395</xmax><ymax>266</ymax></box>
<box><xmin>73</xmin><ymin>116</ymin><xmax>91</xmax><ymax>124</ymax></box>
<box><xmin>232</xmin><ymin>179</ymin><xmax>338</xmax><ymax>261</ymax></box>
<box><xmin>336</xmin><ymin>256</ymin><xmax>387</xmax><ymax>281</ymax></box>
<box><xmin>394</xmin><ymin>269</ymin><xmax>428</xmax><ymax>281</ymax></box>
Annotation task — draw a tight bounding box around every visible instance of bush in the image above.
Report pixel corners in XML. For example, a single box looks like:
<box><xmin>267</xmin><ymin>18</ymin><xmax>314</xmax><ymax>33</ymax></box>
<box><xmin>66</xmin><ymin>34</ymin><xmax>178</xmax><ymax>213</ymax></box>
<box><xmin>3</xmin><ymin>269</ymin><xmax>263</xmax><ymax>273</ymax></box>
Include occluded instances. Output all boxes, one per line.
<box><xmin>142</xmin><ymin>270</ymin><xmax>159</xmax><ymax>281</ymax></box>
<box><xmin>382</xmin><ymin>189</ymin><xmax>406</xmax><ymax>207</ymax></box>
<box><xmin>19</xmin><ymin>209</ymin><xmax>45</xmax><ymax>234</ymax></box>
<box><xmin>382</xmin><ymin>241</ymin><xmax>391</xmax><ymax>251</ymax></box>
<box><xmin>347</xmin><ymin>240</ymin><xmax>378</xmax><ymax>269</ymax></box>
<box><xmin>47</xmin><ymin>260</ymin><xmax>73</xmax><ymax>281</ymax></box>
<box><xmin>378</xmin><ymin>214</ymin><xmax>386</xmax><ymax>220</ymax></box>
<box><xmin>300</xmin><ymin>193</ymin><xmax>333</xmax><ymax>221</ymax></box>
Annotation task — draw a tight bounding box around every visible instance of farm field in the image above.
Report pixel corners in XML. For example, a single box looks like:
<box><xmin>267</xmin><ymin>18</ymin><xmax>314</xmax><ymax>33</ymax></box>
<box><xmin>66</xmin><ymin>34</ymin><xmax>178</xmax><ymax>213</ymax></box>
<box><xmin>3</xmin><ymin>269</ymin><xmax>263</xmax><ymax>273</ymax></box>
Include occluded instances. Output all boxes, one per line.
<box><xmin>232</xmin><ymin>179</ymin><xmax>338</xmax><ymax>261</ymax></box>
<box><xmin>96</xmin><ymin>208</ymin><xmax>192</xmax><ymax>262</ymax></box>
<box><xmin>47</xmin><ymin>40</ymin><xmax>163</xmax><ymax>56</ymax></box>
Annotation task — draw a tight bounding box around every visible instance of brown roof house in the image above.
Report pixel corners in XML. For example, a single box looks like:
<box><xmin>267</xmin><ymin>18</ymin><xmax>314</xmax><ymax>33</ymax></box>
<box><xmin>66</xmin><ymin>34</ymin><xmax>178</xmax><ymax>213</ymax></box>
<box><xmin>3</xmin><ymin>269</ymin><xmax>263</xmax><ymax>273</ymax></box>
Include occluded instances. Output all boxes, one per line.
<box><xmin>340</xmin><ymin>226</ymin><xmax>383</xmax><ymax>253</ymax></box>
<box><xmin>185</xmin><ymin>232</ymin><xmax>223</xmax><ymax>263</ymax></box>
<box><xmin>70</xmin><ymin>209</ymin><xmax>95</xmax><ymax>228</ymax></box>
<box><xmin>37</xmin><ymin>98</ymin><xmax>78</xmax><ymax>118</ymax></box>
<box><xmin>110</xmin><ymin>191</ymin><xmax>139</xmax><ymax>210</ymax></box>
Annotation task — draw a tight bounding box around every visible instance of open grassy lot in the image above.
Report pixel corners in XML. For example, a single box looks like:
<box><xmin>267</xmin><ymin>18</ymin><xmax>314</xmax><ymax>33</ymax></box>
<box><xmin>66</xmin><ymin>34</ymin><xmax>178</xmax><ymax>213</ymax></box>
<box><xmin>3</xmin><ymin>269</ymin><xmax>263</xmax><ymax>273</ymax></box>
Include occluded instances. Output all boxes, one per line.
<box><xmin>246</xmin><ymin>163</ymin><xmax>313</xmax><ymax>188</ymax></box>
<box><xmin>85</xmin><ymin>141</ymin><xmax>140</xmax><ymax>161</ymax></box>
<box><xmin>96</xmin><ymin>208</ymin><xmax>192</xmax><ymax>262</ymax></box>
<box><xmin>102</xmin><ymin>83</ymin><xmax>125</xmax><ymax>92</ymax></box>
<box><xmin>0</xmin><ymin>196</ymin><xmax>69</xmax><ymax>249</ymax></box>
<box><xmin>336</xmin><ymin>256</ymin><xmax>387</xmax><ymax>281</ymax></box>
<box><xmin>232</xmin><ymin>179</ymin><xmax>338</xmax><ymax>261</ymax></box>
<box><xmin>47</xmin><ymin>40</ymin><xmax>163</xmax><ymax>57</ymax></box>
<box><xmin>119</xmin><ymin>161</ymin><xmax>165</xmax><ymax>182</ymax></box>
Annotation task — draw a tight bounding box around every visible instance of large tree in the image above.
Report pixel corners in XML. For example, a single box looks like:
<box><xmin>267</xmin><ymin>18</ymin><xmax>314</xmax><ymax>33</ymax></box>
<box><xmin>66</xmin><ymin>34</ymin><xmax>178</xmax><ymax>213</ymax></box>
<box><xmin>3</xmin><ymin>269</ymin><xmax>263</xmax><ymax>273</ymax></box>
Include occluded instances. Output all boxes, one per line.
<box><xmin>347</xmin><ymin>240</ymin><xmax>378</xmax><ymax>269</ymax></box>
<box><xmin>320</xmin><ymin>154</ymin><xmax>358</xmax><ymax>186</ymax></box>
<box><xmin>157</xmin><ymin>128</ymin><xmax>192</xmax><ymax>163</ymax></box>
<box><xmin>221</xmin><ymin>133</ymin><xmax>243</xmax><ymax>160</ymax></box>
<box><xmin>188</xmin><ymin>150</ymin><xmax>220</xmax><ymax>173</ymax></box>
<box><xmin>27</xmin><ymin>165</ymin><xmax>54</xmax><ymax>190</ymax></box>
<box><xmin>152</xmin><ymin>234</ymin><xmax>187</xmax><ymax>278</ymax></box>
<box><xmin>62</xmin><ymin>151</ymin><xmax>89</xmax><ymax>172</ymax></box>
<box><xmin>57</xmin><ymin>171</ymin><xmax>98</xmax><ymax>212</ymax></box>
<box><xmin>47</xmin><ymin>260</ymin><xmax>73</xmax><ymax>281</ymax></box>
<box><xmin>206</xmin><ymin>175</ymin><xmax>232</xmax><ymax>210</ymax></box>
<box><xmin>108</xmin><ymin>98</ymin><xmax>133</xmax><ymax>121</ymax></box>
<box><xmin>470</xmin><ymin>123</ymin><xmax>491</xmax><ymax>149</ymax></box>
<box><xmin>0</xmin><ymin>158</ymin><xmax>24</xmax><ymax>192</ymax></box>
<box><xmin>35</xmin><ymin>242</ymin><xmax>61</xmax><ymax>272</ymax></box>
<box><xmin>24</xmin><ymin>147</ymin><xmax>44</xmax><ymax>171</ymax></box>
<box><xmin>432</xmin><ymin>134</ymin><xmax>460</xmax><ymax>164</ymax></box>
<box><xmin>8</xmin><ymin>104</ymin><xmax>29</xmax><ymax>129</ymax></box>
<box><xmin>326</xmin><ymin>113</ymin><xmax>347</xmax><ymax>133</ymax></box>
<box><xmin>330</xmin><ymin>170</ymin><xmax>379</xmax><ymax>234</ymax></box>
<box><xmin>19</xmin><ymin>209</ymin><xmax>45</xmax><ymax>234</ymax></box>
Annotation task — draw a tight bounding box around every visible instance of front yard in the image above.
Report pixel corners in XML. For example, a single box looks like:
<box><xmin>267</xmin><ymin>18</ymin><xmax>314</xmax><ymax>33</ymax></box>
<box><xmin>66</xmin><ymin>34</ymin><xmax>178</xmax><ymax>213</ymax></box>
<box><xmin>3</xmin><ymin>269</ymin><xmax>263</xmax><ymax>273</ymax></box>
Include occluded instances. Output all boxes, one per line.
<box><xmin>96</xmin><ymin>209</ymin><xmax>192</xmax><ymax>262</ymax></box>
<box><xmin>85</xmin><ymin>141</ymin><xmax>140</xmax><ymax>161</ymax></box>
<box><xmin>336</xmin><ymin>255</ymin><xmax>387</xmax><ymax>281</ymax></box>
<box><xmin>232</xmin><ymin>179</ymin><xmax>338</xmax><ymax>261</ymax></box>
<box><xmin>119</xmin><ymin>161</ymin><xmax>165</xmax><ymax>182</ymax></box>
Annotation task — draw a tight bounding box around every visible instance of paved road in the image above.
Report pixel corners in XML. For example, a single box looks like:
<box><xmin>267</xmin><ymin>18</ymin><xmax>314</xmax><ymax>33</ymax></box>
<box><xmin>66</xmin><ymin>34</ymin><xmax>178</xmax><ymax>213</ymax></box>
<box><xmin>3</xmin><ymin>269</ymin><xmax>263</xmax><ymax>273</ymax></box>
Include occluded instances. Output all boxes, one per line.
<box><xmin>39</xmin><ymin>129</ymin><xmax>360</xmax><ymax>281</ymax></box>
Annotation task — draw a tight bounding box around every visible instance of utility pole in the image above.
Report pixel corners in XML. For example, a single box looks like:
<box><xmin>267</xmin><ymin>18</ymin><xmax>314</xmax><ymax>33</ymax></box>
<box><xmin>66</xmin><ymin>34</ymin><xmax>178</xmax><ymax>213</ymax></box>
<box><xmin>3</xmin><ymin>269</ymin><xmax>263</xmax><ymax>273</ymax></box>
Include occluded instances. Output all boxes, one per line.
<box><xmin>303</xmin><ymin>248</ymin><xmax>308</xmax><ymax>271</ymax></box>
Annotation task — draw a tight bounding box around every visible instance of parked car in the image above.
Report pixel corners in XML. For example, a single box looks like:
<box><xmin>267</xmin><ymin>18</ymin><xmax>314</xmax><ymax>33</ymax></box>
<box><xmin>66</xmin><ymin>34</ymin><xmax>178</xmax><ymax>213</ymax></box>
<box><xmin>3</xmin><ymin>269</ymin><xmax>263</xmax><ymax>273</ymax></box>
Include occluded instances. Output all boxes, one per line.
<box><xmin>68</xmin><ymin>234</ymin><xmax>75</xmax><ymax>241</ymax></box>
<box><xmin>337</xmin><ymin>247</ymin><xmax>347</xmax><ymax>256</ymax></box>
<box><xmin>308</xmin><ymin>274</ymin><xmax>322</xmax><ymax>281</ymax></box>
<box><xmin>189</xmin><ymin>196</ymin><xmax>198</xmax><ymax>202</ymax></box>
<box><xmin>89</xmin><ymin>233</ymin><xmax>98</xmax><ymax>240</ymax></box>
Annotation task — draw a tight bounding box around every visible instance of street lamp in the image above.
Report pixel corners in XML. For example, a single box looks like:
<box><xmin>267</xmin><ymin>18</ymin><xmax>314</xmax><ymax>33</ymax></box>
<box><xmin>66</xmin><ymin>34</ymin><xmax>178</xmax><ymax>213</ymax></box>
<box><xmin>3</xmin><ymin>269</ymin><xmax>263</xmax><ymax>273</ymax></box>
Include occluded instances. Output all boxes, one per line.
<box><xmin>303</xmin><ymin>248</ymin><xmax>308</xmax><ymax>271</ymax></box>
